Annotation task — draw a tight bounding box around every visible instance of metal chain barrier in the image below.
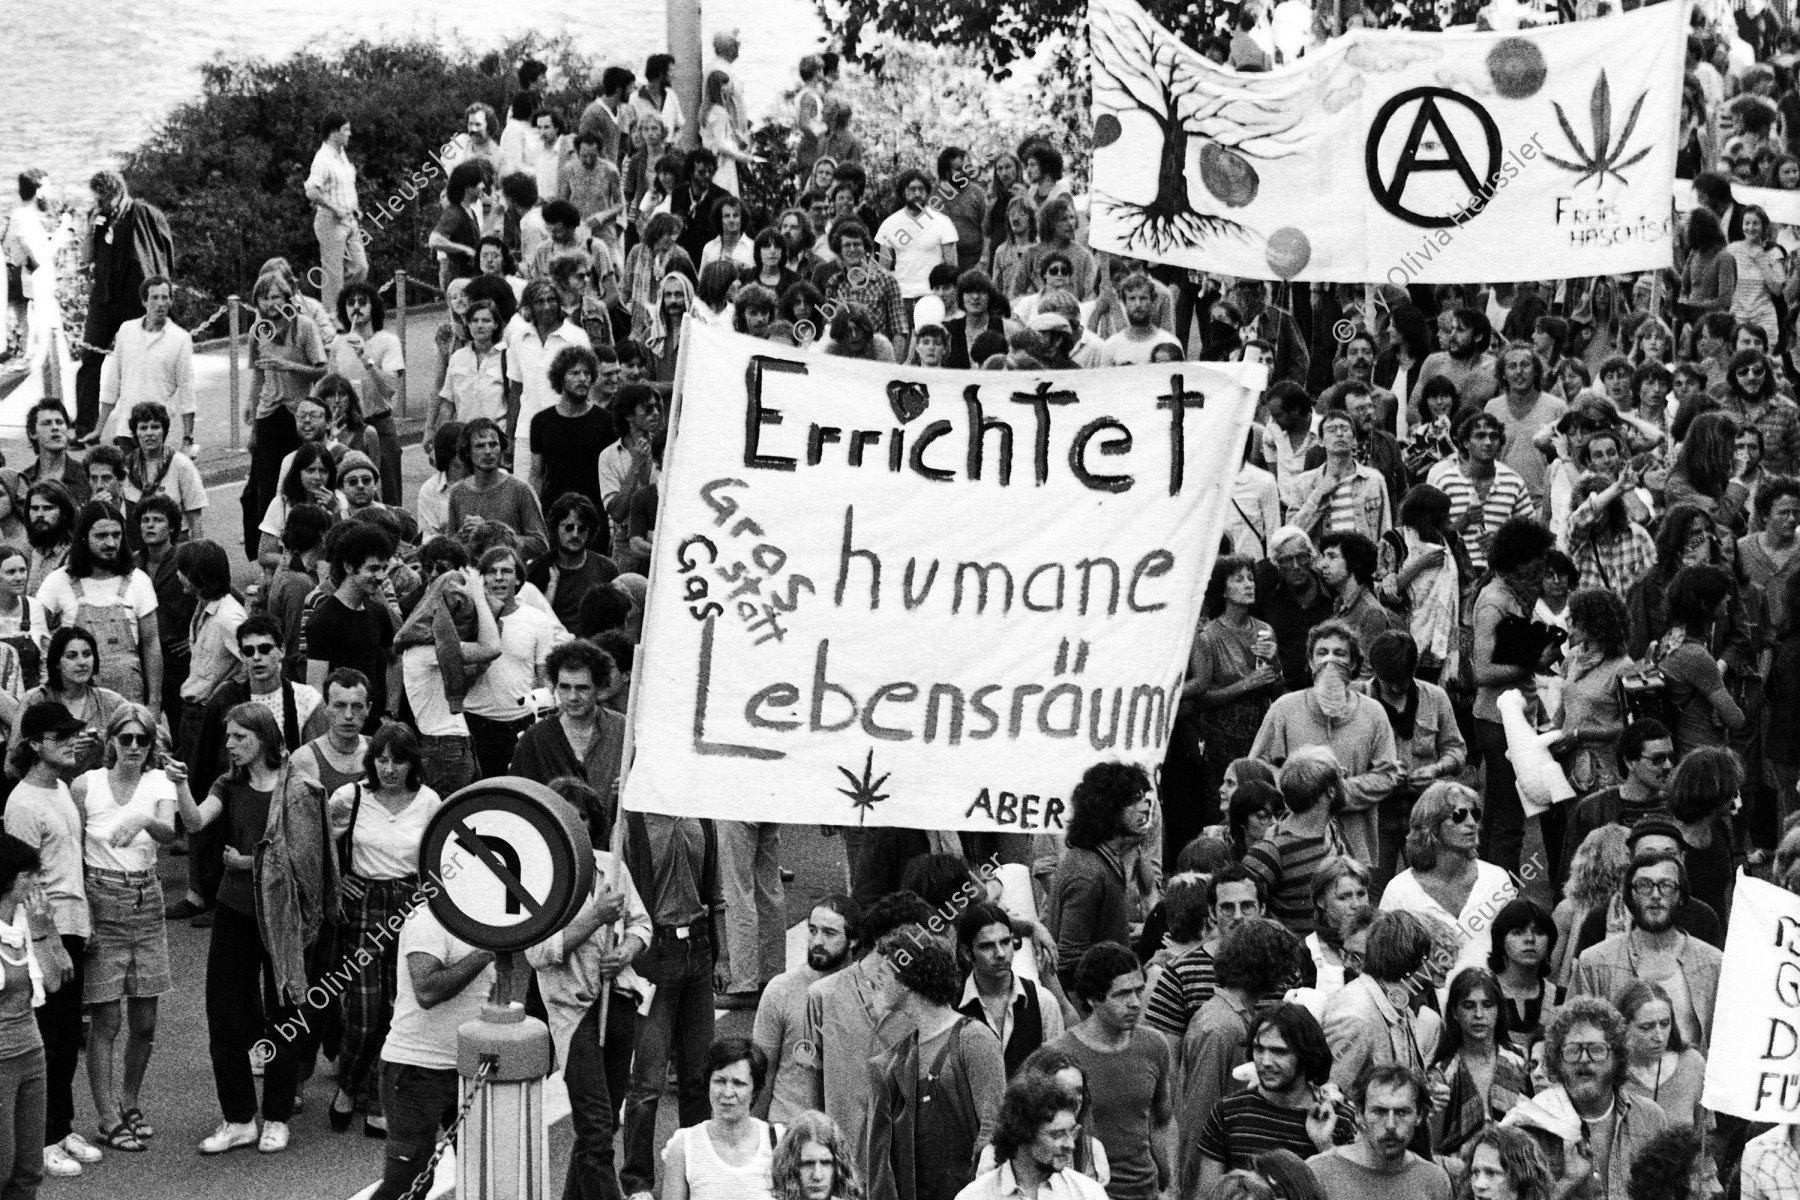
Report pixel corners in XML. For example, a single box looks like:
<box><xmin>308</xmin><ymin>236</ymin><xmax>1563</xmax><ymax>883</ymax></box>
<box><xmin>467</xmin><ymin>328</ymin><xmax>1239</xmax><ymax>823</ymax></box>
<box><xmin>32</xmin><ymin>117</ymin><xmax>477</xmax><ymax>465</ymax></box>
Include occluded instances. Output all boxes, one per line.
<box><xmin>63</xmin><ymin>302</ymin><xmax>231</xmax><ymax>358</ymax></box>
<box><xmin>395</xmin><ymin>1056</ymin><xmax>497</xmax><ymax>1200</ymax></box>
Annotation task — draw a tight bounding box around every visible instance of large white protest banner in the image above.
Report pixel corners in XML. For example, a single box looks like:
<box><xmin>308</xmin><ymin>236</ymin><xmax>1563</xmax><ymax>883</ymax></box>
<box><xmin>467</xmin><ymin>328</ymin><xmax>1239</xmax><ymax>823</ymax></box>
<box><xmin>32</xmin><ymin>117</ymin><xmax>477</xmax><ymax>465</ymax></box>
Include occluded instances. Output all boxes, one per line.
<box><xmin>620</xmin><ymin>323</ymin><xmax>1265</xmax><ymax>834</ymax></box>
<box><xmin>1701</xmin><ymin>872</ymin><xmax>1800</xmax><ymax>1122</ymax></box>
<box><xmin>1088</xmin><ymin>0</ymin><xmax>1688</xmax><ymax>284</ymax></box>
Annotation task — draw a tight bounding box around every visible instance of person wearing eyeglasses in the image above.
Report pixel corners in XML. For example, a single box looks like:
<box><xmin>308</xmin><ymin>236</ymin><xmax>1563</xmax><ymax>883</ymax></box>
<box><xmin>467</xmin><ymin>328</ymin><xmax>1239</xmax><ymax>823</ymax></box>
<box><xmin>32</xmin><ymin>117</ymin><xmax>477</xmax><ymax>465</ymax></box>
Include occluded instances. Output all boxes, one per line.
<box><xmin>1569</xmin><ymin>853</ymin><xmax>1721</xmax><ymax>1056</ymax></box>
<box><xmin>1502</xmin><ymin>995</ymin><xmax>1666</xmax><ymax>1200</ymax></box>
<box><xmin>74</xmin><ymin>702</ymin><xmax>189</xmax><ymax>1154</ymax></box>
<box><xmin>1558</xmin><ymin>720</ymin><xmax>1675</xmax><ymax>884</ymax></box>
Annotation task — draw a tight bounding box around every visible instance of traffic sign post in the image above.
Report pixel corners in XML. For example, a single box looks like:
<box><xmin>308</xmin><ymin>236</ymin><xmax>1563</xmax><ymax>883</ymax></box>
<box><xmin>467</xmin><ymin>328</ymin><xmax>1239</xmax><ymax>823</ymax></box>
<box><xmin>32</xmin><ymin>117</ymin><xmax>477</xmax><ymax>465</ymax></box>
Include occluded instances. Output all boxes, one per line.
<box><xmin>419</xmin><ymin>778</ymin><xmax>594</xmax><ymax>1200</ymax></box>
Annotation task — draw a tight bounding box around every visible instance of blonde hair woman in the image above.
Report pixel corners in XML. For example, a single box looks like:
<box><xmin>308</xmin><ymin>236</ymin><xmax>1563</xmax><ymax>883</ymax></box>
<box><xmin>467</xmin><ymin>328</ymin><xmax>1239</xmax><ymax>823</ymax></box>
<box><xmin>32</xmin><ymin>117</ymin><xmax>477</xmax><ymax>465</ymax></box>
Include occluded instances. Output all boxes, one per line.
<box><xmin>74</xmin><ymin>702</ymin><xmax>190</xmax><ymax>1150</ymax></box>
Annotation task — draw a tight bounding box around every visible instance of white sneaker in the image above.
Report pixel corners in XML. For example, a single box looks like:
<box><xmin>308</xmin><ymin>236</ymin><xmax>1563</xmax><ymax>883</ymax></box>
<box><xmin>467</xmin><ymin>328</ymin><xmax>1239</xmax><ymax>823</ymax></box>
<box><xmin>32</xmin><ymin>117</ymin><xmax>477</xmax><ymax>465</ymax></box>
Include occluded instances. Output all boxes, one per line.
<box><xmin>258</xmin><ymin>1121</ymin><xmax>289</xmax><ymax>1154</ymax></box>
<box><xmin>60</xmin><ymin>1133</ymin><xmax>102</xmax><ymax>1163</ymax></box>
<box><xmin>42</xmin><ymin>1145</ymin><xmax>81</xmax><ymax>1177</ymax></box>
<box><xmin>199</xmin><ymin>1120</ymin><xmax>259</xmax><ymax>1155</ymax></box>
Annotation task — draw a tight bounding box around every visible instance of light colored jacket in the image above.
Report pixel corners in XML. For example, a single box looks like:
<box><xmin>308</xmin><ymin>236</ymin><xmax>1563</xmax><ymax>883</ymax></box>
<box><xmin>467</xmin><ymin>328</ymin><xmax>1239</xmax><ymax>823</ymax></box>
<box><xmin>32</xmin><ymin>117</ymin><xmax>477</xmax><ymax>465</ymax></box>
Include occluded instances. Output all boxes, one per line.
<box><xmin>524</xmin><ymin>850</ymin><xmax>653</xmax><ymax>1069</ymax></box>
<box><xmin>253</xmin><ymin>761</ymin><xmax>339</xmax><ymax>1005</ymax></box>
<box><xmin>1570</xmin><ymin>930</ymin><xmax>1721</xmax><ymax>1053</ymax></box>
<box><xmin>1321</xmin><ymin>972</ymin><xmax>1443</xmax><ymax>1094</ymax></box>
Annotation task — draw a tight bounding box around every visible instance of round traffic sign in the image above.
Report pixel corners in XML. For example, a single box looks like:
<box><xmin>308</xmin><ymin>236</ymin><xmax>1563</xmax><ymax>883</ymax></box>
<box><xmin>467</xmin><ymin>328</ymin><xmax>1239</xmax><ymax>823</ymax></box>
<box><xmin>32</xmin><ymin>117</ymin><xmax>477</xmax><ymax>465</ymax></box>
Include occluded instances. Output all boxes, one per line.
<box><xmin>420</xmin><ymin>777</ymin><xmax>594</xmax><ymax>952</ymax></box>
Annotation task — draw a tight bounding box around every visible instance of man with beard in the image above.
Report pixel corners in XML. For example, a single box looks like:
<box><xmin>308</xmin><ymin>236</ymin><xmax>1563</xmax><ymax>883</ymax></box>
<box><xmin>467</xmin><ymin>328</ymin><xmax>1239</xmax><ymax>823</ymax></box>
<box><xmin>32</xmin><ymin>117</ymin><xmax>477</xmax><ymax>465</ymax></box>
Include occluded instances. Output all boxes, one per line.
<box><xmin>19</xmin><ymin>403</ymin><xmax>90</xmax><ymax>507</ymax></box>
<box><xmin>1571</xmin><ymin>853</ymin><xmax>1722</xmax><ymax>1053</ymax></box>
<box><xmin>1559</xmin><ymin>721</ymin><xmax>1676</xmax><ymax>880</ymax></box>
<box><xmin>76</xmin><ymin>171</ymin><xmax>174</xmax><ymax>441</ymax></box>
<box><xmin>1195</xmin><ymin>1003</ymin><xmax>1356</xmax><ymax>1189</ymax></box>
<box><xmin>1096</xmin><ymin>273</ymin><xmax>1181</xmax><ymax>366</ymax></box>
<box><xmin>1254</xmin><ymin>526</ymin><xmax>1334</xmax><ymax>692</ymax></box>
<box><xmin>1178</xmin><ymin>917</ymin><xmax>1302</xmax><ymax>1195</ymax></box>
<box><xmin>1307</xmin><ymin>1065</ymin><xmax>1451</xmax><ymax>1200</ymax></box>
<box><xmin>1573</xmin><ymin>820</ymin><xmax>1723</xmax><ymax>953</ymax></box>
<box><xmin>1340</xmin><ymin>330</ymin><xmax>1378</xmax><ymax>389</ymax></box>
<box><xmin>1412</xmin><ymin>306</ymin><xmax>1498</xmax><ymax>412</ymax></box>
<box><xmin>38</xmin><ymin>499</ymin><xmax>161</xmax><ymax>709</ymax></box>
<box><xmin>23</xmin><ymin>481</ymin><xmax>76</xmax><ymax>595</ymax></box>
<box><xmin>965</xmin><ymin>1070</ymin><xmax>1108</xmax><ymax>1200</ymax></box>
<box><xmin>954</xmin><ymin>901</ymin><xmax>1064</xmax><ymax>1078</ymax></box>
<box><xmin>672</xmin><ymin>148</ymin><xmax>734</xmax><ymax>266</ymax></box>
<box><xmin>525</xmin><ymin>495</ymin><xmax>618</xmax><ymax>633</ymax></box>
<box><xmin>753</xmin><ymin>895</ymin><xmax>861</xmax><ymax>1123</ymax></box>
<box><xmin>1503</xmin><ymin>997</ymin><xmax>1666</xmax><ymax>1200</ymax></box>
<box><xmin>1486</xmin><ymin>345</ymin><xmax>1566</xmax><ymax>519</ymax></box>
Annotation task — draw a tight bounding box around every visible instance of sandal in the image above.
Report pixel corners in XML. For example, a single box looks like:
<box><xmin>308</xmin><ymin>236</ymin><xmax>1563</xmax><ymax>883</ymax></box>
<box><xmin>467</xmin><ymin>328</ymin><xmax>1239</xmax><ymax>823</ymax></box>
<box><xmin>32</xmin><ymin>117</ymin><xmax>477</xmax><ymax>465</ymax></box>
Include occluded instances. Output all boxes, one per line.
<box><xmin>98</xmin><ymin>1120</ymin><xmax>147</xmax><ymax>1152</ymax></box>
<box><xmin>121</xmin><ymin>1108</ymin><xmax>154</xmax><ymax>1139</ymax></box>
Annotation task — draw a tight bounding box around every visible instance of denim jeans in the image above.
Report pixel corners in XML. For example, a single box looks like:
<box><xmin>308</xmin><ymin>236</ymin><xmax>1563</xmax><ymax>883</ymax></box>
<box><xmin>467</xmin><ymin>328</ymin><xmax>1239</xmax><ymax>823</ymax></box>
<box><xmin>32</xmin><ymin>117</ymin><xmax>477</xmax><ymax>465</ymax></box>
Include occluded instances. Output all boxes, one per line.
<box><xmin>466</xmin><ymin>713</ymin><xmax>533</xmax><ymax>781</ymax></box>
<box><xmin>420</xmin><ymin>734</ymin><xmax>476</xmax><ymax>797</ymax></box>
<box><xmin>372</xmin><ymin>1062</ymin><xmax>459</xmax><ymax>1200</ymax></box>
<box><xmin>619</xmin><ymin>931</ymin><xmax>714</xmax><ymax>1195</ymax></box>
<box><xmin>717</xmin><ymin>821</ymin><xmax>785</xmax><ymax>993</ymax></box>
<box><xmin>0</xmin><ymin>1048</ymin><xmax>44</xmax><ymax>1199</ymax></box>
<box><xmin>562</xmin><ymin>996</ymin><xmax>636</xmax><ymax>1200</ymax></box>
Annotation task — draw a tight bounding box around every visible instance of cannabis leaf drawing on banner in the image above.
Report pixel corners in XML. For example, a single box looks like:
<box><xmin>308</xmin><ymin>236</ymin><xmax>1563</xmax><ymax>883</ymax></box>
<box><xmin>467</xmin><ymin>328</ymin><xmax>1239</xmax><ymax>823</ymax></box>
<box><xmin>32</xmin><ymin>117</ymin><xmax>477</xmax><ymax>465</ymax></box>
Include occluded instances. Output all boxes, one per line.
<box><xmin>1544</xmin><ymin>70</ymin><xmax>1652</xmax><ymax>189</ymax></box>
<box><xmin>836</xmin><ymin>750</ymin><xmax>891</xmax><ymax>824</ymax></box>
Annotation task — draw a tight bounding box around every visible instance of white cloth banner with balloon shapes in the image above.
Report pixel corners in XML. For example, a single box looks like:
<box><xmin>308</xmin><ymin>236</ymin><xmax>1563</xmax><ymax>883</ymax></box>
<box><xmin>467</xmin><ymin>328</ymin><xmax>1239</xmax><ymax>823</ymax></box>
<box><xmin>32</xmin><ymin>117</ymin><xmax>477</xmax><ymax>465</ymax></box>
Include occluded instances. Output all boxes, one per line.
<box><xmin>1087</xmin><ymin>0</ymin><xmax>1689</xmax><ymax>283</ymax></box>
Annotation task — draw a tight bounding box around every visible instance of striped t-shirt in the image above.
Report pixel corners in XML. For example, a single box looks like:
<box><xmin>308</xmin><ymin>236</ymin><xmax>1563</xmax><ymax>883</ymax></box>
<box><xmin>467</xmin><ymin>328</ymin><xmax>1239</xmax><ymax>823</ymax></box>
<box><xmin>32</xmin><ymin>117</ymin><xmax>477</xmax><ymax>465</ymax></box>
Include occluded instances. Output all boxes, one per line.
<box><xmin>1242</xmin><ymin>819</ymin><xmax>1349</xmax><ymax>935</ymax></box>
<box><xmin>1144</xmin><ymin>946</ymin><xmax>1215</xmax><ymax>1038</ymax></box>
<box><xmin>1196</xmin><ymin>1089</ymin><xmax>1358</xmax><ymax>1170</ymax></box>
<box><xmin>1423</xmin><ymin>458</ymin><xmax>1536</xmax><ymax>575</ymax></box>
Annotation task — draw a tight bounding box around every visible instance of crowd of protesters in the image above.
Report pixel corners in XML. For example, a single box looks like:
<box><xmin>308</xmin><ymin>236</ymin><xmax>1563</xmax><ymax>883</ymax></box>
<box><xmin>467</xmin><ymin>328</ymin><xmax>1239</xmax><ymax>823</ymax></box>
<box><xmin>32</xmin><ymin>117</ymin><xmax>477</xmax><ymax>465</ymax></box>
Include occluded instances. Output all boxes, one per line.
<box><xmin>2</xmin><ymin>7</ymin><xmax>1800</xmax><ymax>1200</ymax></box>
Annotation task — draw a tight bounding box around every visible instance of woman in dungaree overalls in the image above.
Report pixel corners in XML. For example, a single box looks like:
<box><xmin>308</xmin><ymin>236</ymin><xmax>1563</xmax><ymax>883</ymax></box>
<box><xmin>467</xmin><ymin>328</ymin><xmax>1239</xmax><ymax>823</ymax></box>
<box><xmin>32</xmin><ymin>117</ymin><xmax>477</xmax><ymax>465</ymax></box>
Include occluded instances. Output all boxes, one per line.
<box><xmin>34</xmin><ymin>502</ymin><xmax>160</xmax><ymax>708</ymax></box>
<box><xmin>7</xmin><ymin>627</ymin><xmax>127</xmax><ymax>780</ymax></box>
<box><xmin>0</xmin><ymin>548</ymin><xmax>46</xmax><ymax>692</ymax></box>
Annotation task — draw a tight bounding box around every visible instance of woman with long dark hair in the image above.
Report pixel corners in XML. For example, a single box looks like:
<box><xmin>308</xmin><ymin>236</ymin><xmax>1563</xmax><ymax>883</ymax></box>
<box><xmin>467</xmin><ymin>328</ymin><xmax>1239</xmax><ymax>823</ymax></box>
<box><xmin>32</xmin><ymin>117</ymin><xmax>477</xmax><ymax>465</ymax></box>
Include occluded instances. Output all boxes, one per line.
<box><xmin>1487</xmin><ymin>898</ymin><xmax>1561</xmax><ymax>1056</ymax></box>
<box><xmin>1666</xmin><ymin>410</ymin><xmax>1749</xmax><ymax>534</ymax></box>
<box><xmin>1626</xmin><ymin>504</ymin><xmax>1725</xmax><ymax>657</ymax></box>
<box><xmin>1405</xmin><ymin>377</ymin><xmax>1465</xmax><ymax>482</ymax></box>
<box><xmin>256</xmin><ymin>440</ymin><xmax>342</xmax><ymax>572</ymax></box>
<box><xmin>1428</xmin><ymin>968</ymin><xmax>1532</xmax><ymax>1161</ymax></box>
<box><xmin>6</xmin><ymin>627</ymin><xmax>127</xmax><ymax>778</ymax></box>
<box><xmin>1180</xmin><ymin>555</ymin><xmax>1282</xmax><ymax>840</ymax></box>
<box><xmin>1653</xmin><ymin>568</ymin><xmax>1747</xmax><ymax>758</ymax></box>
<box><xmin>1552</xmin><ymin>589</ymin><xmax>1633</xmax><ymax>794</ymax></box>
<box><xmin>1664</xmin><ymin>745</ymin><xmax>1741</xmax><ymax>922</ymax></box>
<box><xmin>1678</xmin><ymin>206</ymin><xmax>1736</xmax><ymax>325</ymax></box>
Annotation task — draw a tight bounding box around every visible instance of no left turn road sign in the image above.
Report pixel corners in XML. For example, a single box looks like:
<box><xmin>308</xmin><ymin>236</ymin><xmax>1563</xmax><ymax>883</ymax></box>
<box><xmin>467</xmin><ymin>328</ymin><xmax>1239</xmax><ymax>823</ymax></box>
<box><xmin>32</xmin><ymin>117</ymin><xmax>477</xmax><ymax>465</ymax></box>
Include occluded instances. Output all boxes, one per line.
<box><xmin>420</xmin><ymin>777</ymin><xmax>594</xmax><ymax>953</ymax></box>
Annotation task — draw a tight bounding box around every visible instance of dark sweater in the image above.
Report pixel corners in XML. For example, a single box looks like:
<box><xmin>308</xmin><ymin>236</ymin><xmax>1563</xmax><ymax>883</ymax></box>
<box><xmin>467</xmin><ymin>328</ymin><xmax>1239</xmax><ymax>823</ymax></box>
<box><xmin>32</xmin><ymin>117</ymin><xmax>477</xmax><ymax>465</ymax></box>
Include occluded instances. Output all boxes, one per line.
<box><xmin>1046</xmin><ymin>845</ymin><xmax>1130</xmax><ymax>993</ymax></box>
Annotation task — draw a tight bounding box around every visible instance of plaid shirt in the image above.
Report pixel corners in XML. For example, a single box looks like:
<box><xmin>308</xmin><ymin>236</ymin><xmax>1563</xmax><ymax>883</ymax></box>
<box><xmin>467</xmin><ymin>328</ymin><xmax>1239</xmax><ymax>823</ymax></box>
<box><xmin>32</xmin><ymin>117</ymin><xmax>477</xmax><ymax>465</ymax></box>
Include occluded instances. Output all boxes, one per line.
<box><xmin>820</xmin><ymin>259</ymin><xmax>910</xmax><ymax>343</ymax></box>
<box><xmin>1567</xmin><ymin>508</ymin><xmax>1657</xmax><ymax>595</ymax></box>
<box><xmin>1742</xmin><ymin>1126</ymin><xmax>1800</xmax><ymax>1200</ymax></box>
<box><xmin>305</xmin><ymin>143</ymin><xmax>358</xmax><ymax>215</ymax></box>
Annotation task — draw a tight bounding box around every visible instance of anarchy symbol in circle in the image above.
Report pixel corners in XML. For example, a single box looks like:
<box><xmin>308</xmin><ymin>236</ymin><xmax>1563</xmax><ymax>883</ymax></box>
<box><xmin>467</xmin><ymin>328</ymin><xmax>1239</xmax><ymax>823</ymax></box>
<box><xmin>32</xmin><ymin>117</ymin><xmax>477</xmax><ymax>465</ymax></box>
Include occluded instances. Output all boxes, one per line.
<box><xmin>1365</xmin><ymin>87</ymin><xmax>1503</xmax><ymax>230</ymax></box>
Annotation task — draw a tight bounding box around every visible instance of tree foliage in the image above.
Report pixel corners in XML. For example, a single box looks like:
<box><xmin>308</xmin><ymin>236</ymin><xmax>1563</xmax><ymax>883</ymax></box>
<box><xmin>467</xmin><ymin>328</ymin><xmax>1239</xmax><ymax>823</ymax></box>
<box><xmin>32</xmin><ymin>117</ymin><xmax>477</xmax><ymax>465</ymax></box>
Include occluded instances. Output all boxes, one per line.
<box><xmin>118</xmin><ymin>34</ymin><xmax>603</xmax><ymax>324</ymax></box>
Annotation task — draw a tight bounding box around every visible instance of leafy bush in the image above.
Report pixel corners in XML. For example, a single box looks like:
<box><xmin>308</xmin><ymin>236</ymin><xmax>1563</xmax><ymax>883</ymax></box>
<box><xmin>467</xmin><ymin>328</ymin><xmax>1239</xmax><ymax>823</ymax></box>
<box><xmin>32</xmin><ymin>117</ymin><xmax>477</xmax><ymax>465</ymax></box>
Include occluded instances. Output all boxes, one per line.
<box><xmin>118</xmin><ymin>34</ymin><xmax>605</xmax><ymax>326</ymax></box>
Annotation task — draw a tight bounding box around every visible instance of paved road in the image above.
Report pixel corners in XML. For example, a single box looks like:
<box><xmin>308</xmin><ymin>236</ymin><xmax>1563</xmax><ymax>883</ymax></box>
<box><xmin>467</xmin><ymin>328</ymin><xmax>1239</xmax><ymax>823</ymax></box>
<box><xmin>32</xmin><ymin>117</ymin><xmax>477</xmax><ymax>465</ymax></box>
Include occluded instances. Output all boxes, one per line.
<box><xmin>9</xmin><ymin>303</ymin><xmax>860</xmax><ymax>1198</ymax></box>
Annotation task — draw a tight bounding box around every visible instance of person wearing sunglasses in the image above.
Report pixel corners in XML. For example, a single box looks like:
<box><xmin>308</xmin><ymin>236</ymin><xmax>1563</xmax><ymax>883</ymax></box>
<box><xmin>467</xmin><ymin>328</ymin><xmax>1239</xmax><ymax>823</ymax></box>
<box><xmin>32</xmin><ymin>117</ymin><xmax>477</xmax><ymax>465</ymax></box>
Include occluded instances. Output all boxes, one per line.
<box><xmin>1568</xmin><ymin>853</ymin><xmax>1722</xmax><ymax>1057</ymax></box>
<box><xmin>74</xmin><ymin>701</ymin><xmax>191</xmax><ymax>1153</ymax></box>
<box><xmin>1558</xmin><ymin>720</ymin><xmax>1676</xmax><ymax>882</ymax></box>
<box><xmin>1379</xmin><ymin>782</ymin><xmax>1517</xmax><ymax>1004</ymax></box>
<box><xmin>175</xmin><ymin>616</ymin><xmax>325</xmax><ymax>926</ymax></box>
<box><xmin>1504</xmin><ymin>996</ymin><xmax>1668</xmax><ymax>1200</ymax></box>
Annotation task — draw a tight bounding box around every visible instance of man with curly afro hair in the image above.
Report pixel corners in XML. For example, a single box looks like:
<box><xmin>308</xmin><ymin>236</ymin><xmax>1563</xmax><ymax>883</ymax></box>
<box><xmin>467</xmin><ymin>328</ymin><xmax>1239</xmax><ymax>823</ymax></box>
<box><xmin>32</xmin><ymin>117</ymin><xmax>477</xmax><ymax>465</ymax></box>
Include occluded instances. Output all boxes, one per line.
<box><xmin>1627</xmin><ymin>1126</ymin><xmax>1717</xmax><ymax>1200</ymax></box>
<box><xmin>1046</xmin><ymin>761</ymin><xmax>1157</xmax><ymax>993</ymax></box>
<box><xmin>864</xmin><ymin>930</ymin><xmax>1006</xmax><ymax>1200</ymax></box>
<box><xmin>803</xmin><ymin>889</ymin><xmax>935</xmax><ymax>1158</ymax></box>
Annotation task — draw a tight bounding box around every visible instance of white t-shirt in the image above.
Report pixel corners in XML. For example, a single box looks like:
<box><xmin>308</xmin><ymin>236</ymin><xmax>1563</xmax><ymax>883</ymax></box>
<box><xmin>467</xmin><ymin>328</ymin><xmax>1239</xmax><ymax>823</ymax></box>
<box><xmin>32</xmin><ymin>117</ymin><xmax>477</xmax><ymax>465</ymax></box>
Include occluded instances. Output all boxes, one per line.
<box><xmin>245</xmin><ymin>681</ymin><xmax>323</xmax><ymax>735</ymax></box>
<box><xmin>80</xmin><ymin>767</ymin><xmax>175</xmax><ymax>874</ymax></box>
<box><xmin>463</xmin><ymin>604</ymin><xmax>567</xmax><ymax>721</ymax></box>
<box><xmin>329</xmin><ymin>782</ymin><xmax>443</xmax><ymax>881</ymax></box>
<box><xmin>36</xmin><ymin>569</ymin><xmax>158</xmax><ymax>629</ymax></box>
<box><xmin>385</xmin><ymin>907</ymin><xmax>496</xmax><ymax>1070</ymax></box>
<box><xmin>1094</xmin><ymin>327</ymin><xmax>1182</xmax><ymax>367</ymax></box>
<box><xmin>504</xmin><ymin>316</ymin><xmax>591</xmax><ymax>458</ymax></box>
<box><xmin>403</xmin><ymin>644</ymin><xmax>468</xmax><ymax>738</ymax></box>
<box><xmin>121</xmin><ymin>451</ymin><xmax>208</xmax><ymax>514</ymax></box>
<box><xmin>875</xmin><ymin>207</ymin><xmax>958</xmax><ymax>299</ymax></box>
<box><xmin>699</xmin><ymin>237</ymin><xmax>756</xmax><ymax>272</ymax></box>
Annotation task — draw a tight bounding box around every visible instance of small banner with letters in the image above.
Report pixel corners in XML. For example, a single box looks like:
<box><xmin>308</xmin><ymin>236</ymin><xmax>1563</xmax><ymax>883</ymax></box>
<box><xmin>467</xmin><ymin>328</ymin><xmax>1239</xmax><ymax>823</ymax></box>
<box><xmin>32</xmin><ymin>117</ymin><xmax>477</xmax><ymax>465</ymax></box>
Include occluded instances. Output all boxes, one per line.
<box><xmin>620</xmin><ymin>322</ymin><xmax>1265</xmax><ymax>834</ymax></box>
<box><xmin>1701</xmin><ymin>871</ymin><xmax>1800</xmax><ymax>1123</ymax></box>
<box><xmin>1087</xmin><ymin>0</ymin><xmax>1688</xmax><ymax>283</ymax></box>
